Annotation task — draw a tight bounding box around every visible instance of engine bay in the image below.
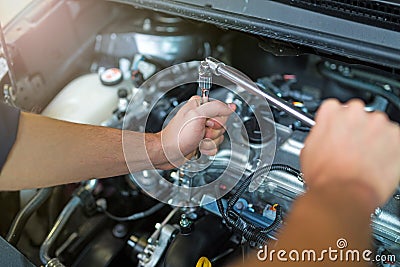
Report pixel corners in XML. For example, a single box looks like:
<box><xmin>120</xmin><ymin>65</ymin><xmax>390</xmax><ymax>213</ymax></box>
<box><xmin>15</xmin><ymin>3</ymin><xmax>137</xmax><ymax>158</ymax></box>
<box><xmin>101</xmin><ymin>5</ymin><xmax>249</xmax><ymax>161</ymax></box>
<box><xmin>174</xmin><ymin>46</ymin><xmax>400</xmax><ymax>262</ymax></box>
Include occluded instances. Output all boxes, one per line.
<box><xmin>0</xmin><ymin>1</ymin><xmax>399</xmax><ymax>266</ymax></box>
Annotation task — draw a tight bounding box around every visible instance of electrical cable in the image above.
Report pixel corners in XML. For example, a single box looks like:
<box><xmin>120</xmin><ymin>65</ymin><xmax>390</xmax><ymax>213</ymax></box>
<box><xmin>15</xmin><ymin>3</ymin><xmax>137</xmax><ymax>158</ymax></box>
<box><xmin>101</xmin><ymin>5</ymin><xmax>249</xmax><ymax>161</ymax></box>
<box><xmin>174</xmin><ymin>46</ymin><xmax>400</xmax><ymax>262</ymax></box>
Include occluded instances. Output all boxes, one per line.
<box><xmin>227</xmin><ymin>164</ymin><xmax>302</xmax><ymax>211</ymax></box>
<box><xmin>102</xmin><ymin>202</ymin><xmax>165</xmax><ymax>222</ymax></box>
<box><xmin>6</xmin><ymin>187</ymin><xmax>53</xmax><ymax>246</ymax></box>
<box><xmin>217</xmin><ymin>164</ymin><xmax>301</xmax><ymax>245</ymax></box>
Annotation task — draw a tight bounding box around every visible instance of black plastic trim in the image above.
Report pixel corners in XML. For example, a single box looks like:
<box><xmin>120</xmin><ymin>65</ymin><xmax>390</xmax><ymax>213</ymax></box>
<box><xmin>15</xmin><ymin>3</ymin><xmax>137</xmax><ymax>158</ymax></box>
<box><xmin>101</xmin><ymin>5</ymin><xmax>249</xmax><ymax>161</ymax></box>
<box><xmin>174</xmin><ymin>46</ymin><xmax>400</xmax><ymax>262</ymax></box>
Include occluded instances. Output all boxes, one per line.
<box><xmin>273</xmin><ymin>0</ymin><xmax>400</xmax><ymax>31</ymax></box>
<box><xmin>109</xmin><ymin>0</ymin><xmax>400</xmax><ymax>69</ymax></box>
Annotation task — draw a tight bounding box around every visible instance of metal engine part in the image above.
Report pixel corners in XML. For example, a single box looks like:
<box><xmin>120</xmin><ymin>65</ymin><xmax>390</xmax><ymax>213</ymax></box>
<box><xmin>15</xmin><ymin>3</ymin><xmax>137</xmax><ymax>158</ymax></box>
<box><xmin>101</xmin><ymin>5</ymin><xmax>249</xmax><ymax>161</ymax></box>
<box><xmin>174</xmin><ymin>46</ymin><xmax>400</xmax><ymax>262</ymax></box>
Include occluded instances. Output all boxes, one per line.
<box><xmin>1</xmin><ymin>1</ymin><xmax>399</xmax><ymax>266</ymax></box>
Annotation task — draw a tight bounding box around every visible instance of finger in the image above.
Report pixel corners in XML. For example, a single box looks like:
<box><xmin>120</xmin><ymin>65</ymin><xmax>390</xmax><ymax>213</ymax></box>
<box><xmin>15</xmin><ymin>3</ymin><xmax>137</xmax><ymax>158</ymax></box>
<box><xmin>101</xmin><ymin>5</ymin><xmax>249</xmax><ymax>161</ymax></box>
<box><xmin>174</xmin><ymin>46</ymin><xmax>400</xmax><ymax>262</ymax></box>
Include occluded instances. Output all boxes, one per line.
<box><xmin>344</xmin><ymin>98</ymin><xmax>365</xmax><ymax>110</ymax></box>
<box><xmin>190</xmin><ymin>95</ymin><xmax>202</xmax><ymax>104</ymax></box>
<box><xmin>207</xmin><ymin>116</ymin><xmax>229</xmax><ymax>129</ymax></box>
<box><xmin>344</xmin><ymin>99</ymin><xmax>370</xmax><ymax>127</ymax></box>
<box><xmin>200</xmin><ymin>138</ymin><xmax>218</xmax><ymax>151</ymax></box>
<box><xmin>201</xmin><ymin>148</ymin><xmax>218</xmax><ymax>156</ymax></box>
<box><xmin>213</xmin><ymin>135</ymin><xmax>225</xmax><ymax>146</ymax></box>
<box><xmin>196</xmin><ymin>100</ymin><xmax>236</xmax><ymax>118</ymax></box>
<box><xmin>200</xmin><ymin>137</ymin><xmax>223</xmax><ymax>156</ymax></box>
<box><xmin>205</xmin><ymin>119</ymin><xmax>215</xmax><ymax>128</ymax></box>
<box><xmin>315</xmin><ymin>98</ymin><xmax>341</xmax><ymax>123</ymax></box>
<box><xmin>205</xmin><ymin>127</ymin><xmax>225</xmax><ymax>139</ymax></box>
<box><xmin>200</xmin><ymin>136</ymin><xmax>224</xmax><ymax>151</ymax></box>
<box><xmin>370</xmin><ymin>110</ymin><xmax>390</xmax><ymax>124</ymax></box>
<box><xmin>180</xmin><ymin>96</ymin><xmax>201</xmax><ymax>112</ymax></box>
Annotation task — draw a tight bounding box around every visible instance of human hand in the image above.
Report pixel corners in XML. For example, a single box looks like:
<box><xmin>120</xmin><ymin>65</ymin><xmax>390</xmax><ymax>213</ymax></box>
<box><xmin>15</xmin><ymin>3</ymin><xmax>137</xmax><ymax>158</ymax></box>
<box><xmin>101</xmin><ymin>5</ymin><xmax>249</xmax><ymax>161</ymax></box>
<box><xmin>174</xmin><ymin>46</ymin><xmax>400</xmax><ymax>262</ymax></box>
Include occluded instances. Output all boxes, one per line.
<box><xmin>300</xmin><ymin>99</ymin><xmax>400</xmax><ymax>206</ymax></box>
<box><xmin>154</xmin><ymin>96</ymin><xmax>236</xmax><ymax>169</ymax></box>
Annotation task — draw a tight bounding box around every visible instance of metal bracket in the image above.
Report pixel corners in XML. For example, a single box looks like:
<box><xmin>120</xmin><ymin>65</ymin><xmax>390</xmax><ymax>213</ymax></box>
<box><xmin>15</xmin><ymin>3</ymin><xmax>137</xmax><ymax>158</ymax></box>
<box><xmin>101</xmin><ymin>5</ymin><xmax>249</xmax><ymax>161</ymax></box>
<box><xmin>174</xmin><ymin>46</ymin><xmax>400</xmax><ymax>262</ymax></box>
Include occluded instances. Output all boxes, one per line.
<box><xmin>138</xmin><ymin>224</ymin><xmax>178</xmax><ymax>267</ymax></box>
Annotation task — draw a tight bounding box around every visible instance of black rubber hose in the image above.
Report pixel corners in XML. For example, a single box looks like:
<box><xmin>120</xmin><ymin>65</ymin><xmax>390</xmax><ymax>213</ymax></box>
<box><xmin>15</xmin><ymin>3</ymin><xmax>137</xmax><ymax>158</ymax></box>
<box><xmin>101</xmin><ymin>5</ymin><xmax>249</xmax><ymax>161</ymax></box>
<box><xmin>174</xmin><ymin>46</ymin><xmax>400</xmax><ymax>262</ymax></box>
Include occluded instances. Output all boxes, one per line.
<box><xmin>318</xmin><ymin>64</ymin><xmax>400</xmax><ymax>112</ymax></box>
<box><xmin>351</xmin><ymin>68</ymin><xmax>400</xmax><ymax>91</ymax></box>
<box><xmin>6</xmin><ymin>187</ymin><xmax>53</xmax><ymax>246</ymax></box>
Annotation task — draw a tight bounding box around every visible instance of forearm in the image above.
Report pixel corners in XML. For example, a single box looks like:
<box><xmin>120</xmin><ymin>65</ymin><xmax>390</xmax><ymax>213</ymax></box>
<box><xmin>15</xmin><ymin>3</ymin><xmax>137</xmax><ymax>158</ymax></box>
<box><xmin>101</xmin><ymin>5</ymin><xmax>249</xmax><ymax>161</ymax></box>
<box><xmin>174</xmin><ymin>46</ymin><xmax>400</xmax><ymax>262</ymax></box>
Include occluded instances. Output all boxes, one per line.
<box><xmin>0</xmin><ymin>97</ymin><xmax>234</xmax><ymax>190</ymax></box>
<box><xmin>0</xmin><ymin>112</ymin><xmax>164</xmax><ymax>190</ymax></box>
<box><xmin>237</xmin><ymin>180</ymin><xmax>377</xmax><ymax>266</ymax></box>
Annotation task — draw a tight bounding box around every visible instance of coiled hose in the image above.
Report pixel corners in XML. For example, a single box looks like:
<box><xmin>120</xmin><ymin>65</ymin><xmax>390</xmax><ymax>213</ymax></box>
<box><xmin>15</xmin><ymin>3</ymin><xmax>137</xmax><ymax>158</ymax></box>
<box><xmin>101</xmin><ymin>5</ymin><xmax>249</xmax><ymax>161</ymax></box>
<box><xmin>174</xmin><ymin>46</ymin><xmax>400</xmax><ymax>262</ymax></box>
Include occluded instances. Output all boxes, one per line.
<box><xmin>217</xmin><ymin>164</ymin><xmax>302</xmax><ymax>245</ymax></box>
<box><xmin>6</xmin><ymin>187</ymin><xmax>53</xmax><ymax>246</ymax></box>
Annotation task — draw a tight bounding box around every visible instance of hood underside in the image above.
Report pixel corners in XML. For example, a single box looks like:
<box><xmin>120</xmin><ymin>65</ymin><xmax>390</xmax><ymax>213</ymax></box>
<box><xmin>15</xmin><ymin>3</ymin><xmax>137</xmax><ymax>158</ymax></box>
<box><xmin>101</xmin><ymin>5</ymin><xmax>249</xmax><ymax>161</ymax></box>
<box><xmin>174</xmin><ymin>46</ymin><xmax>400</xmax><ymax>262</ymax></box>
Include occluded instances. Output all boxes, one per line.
<box><xmin>110</xmin><ymin>0</ymin><xmax>400</xmax><ymax>69</ymax></box>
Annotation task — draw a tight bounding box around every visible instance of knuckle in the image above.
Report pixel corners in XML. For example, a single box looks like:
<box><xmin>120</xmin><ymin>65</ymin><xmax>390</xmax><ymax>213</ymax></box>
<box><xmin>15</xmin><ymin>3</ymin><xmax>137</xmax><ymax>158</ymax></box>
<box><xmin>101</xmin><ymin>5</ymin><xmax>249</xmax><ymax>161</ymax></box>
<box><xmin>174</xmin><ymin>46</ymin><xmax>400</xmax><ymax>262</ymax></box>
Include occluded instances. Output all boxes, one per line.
<box><xmin>204</xmin><ymin>148</ymin><xmax>218</xmax><ymax>156</ymax></box>
<box><xmin>322</xmin><ymin>98</ymin><xmax>341</xmax><ymax>109</ymax></box>
<box><xmin>186</xmin><ymin>97</ymin><xmax>200</xmax><ymax>109</ymax></box>
<box><xmin>200</xmin><ymin>139</ymin><xmax>215</xmax><ymax>150</ymax></box>
<box><xmin>316</xmin><ymin>99</ymin><xmax>340</xmax><ymax>121</ymax></box>
<box><xmin>190</xmin><ymin>95</ymin><xmax>201</xmax><ymax>101</ymax></box>
<box><xmin>187</xmin><ymin>109</ymin><xmax>200</xmax><ymax>118</ymax></box>
<box><xmin>346</xmin><ymin>98</ymin><xmax>365</xmax><ymax>108</ymax></box>
<box><xmin>371</xmin><ymin>111</ymin><xmax>389</xmax><ymax>124</ymax></box>
<box><xmin>204</xmin><ymin>128</ymin><xmax>213</xmax><ymax>137</ymax></box>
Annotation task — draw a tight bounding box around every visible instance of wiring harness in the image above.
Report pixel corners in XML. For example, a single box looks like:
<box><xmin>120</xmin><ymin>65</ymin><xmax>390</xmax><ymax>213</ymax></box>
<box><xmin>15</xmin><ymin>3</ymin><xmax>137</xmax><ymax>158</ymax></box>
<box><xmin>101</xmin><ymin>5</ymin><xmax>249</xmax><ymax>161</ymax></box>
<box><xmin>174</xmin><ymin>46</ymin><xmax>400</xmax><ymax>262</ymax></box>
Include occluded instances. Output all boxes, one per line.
<box><xmin>217</xmin><ymin>164</ymin><xmax>303</xmax><ymax>245</ymax></box>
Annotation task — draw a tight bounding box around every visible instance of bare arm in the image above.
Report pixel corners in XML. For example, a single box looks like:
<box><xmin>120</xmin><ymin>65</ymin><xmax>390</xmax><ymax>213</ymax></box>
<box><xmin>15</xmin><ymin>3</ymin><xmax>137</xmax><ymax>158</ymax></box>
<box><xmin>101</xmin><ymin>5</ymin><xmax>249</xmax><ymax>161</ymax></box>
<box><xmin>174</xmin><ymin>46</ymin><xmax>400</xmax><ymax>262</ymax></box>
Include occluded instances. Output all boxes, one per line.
<box><xmin>0</xmin><ymin>96</ymin><xmax>235</xmax><ymax>190</ymax></box>
<box><xmin>0</xmin><ymin>111</ymin><xmax>155</xmax><ymax>189</ymax></box>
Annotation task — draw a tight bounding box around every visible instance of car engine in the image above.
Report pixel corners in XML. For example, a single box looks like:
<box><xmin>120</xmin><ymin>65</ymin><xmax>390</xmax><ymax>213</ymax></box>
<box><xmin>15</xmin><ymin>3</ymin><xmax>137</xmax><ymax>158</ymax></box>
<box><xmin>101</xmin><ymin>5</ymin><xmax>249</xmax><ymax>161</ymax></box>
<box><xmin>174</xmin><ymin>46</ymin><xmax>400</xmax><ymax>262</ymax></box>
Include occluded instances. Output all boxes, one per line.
<box><xmin>0</xmin><ymin>0</ymin><xmax>399</xmax><ymax>266</ymax></box>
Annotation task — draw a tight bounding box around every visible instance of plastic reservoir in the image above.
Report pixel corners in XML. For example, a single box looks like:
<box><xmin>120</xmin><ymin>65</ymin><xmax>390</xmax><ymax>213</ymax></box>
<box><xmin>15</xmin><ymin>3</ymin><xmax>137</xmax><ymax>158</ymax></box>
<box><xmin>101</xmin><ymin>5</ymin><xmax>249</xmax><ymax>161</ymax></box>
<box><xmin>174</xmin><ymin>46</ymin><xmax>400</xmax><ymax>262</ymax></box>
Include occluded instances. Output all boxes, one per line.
<box><xmin>42</xmin><ymin>73</ymin><xmax>121</xmax><ymax>125</ymax></box>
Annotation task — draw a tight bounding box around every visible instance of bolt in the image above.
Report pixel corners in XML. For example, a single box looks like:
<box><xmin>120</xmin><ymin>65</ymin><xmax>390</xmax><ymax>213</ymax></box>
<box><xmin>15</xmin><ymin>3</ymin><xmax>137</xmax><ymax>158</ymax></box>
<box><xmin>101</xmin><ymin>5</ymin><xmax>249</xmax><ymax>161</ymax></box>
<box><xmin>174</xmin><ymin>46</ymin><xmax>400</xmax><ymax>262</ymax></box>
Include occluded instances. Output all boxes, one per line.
<box><xmin>383</xmin><ymin>84</ymin><xmax>391</xmax><ymax>91</ymax></box>
<box><xmin>96</xmin><ymin>198</ymin><xmax>107</xmax><ymax>211</ymax></box>
<box><xmin>180</xmin><ymin>214</ymin><xmax>190</xmax><ymax>228</ymax></box>
<box><xmin>374</xmin><ymin>207</ymin><xmax>382</xmax><ymax>217</ymax></box>
<box><xmin>235</xmin><ymin>201</ymin><xmax>244</xmax><ymax>210</ymax></box>
<box><xmin>112</xmin><ymin>223</ymin><xmax>128</xmax><ymax>238</ymax></box>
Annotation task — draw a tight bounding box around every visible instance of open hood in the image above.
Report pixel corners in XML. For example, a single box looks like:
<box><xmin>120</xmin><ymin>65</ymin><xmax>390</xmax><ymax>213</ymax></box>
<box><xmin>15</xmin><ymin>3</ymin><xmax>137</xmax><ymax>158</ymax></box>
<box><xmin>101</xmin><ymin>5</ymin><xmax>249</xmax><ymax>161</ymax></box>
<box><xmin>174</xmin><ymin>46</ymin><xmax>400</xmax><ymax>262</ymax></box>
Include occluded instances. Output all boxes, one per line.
<box><xmin>111</xmin><ymin>0</ymin><xmax>400</xmax><ymax>69</ymax></box>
